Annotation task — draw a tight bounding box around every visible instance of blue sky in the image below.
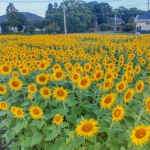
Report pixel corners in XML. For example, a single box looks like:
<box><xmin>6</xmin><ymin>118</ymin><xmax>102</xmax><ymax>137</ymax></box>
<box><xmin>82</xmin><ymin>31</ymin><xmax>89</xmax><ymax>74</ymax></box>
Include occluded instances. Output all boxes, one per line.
<box><xmin>0</xmin><ymin>0</ymin><xmax>148</xmax><ymax>17</ymax></box>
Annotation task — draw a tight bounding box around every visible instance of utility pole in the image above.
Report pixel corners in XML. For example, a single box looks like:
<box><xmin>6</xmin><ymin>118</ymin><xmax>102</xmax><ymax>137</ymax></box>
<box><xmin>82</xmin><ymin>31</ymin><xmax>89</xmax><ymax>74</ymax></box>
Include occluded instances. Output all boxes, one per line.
<box><xmin>63</xmin><ymin>3</ymin><xmax>67</xmax><ymax>35</ymax></box>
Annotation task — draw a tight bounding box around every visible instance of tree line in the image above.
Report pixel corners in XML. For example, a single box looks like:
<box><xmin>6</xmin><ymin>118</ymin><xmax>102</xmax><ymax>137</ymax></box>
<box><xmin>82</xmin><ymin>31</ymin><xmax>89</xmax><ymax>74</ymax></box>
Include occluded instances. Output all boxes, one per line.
<box><xmin>0</xmin><ymin>0</ymin><xmax>145</xmax><ymax>34</ymax></box>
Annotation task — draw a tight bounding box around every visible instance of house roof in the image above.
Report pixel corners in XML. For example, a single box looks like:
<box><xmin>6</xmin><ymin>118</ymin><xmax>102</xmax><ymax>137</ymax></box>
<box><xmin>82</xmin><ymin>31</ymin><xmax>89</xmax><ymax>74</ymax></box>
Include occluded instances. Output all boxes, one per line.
<box><xmin>135</xmin><ymin>11</ymin><xmax>150</xmax><ymax>21</ymax></box>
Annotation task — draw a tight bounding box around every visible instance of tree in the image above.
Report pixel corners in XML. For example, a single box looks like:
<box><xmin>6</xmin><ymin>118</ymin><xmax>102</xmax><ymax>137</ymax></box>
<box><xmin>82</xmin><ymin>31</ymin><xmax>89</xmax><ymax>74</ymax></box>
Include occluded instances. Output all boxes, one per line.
<box><xmin>6</xmin><ymin>3</ymin><xmax>27</xmax><ymax>32</ymax></box>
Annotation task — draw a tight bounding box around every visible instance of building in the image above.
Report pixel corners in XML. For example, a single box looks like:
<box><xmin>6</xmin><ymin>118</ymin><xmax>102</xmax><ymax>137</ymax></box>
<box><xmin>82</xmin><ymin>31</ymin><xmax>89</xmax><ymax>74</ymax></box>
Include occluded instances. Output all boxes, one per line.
<box><xmin>135</xmin><ymin>11</ymin><xmax>150</xmax><ymax>33</ymax></box>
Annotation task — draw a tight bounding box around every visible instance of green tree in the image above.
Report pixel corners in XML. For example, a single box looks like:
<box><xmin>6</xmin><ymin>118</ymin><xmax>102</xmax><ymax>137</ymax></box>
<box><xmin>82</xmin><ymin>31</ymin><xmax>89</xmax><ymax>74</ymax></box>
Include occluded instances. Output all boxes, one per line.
<box><xmin>6</xmin><ymin>3</ymin><xmax>27</xmax><ymax>32</ymax></box>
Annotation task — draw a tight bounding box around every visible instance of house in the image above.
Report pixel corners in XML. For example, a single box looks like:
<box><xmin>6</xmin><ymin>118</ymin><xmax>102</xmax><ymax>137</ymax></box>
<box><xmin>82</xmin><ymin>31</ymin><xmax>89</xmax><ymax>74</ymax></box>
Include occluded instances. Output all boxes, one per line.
<box><xmin>0</xmin><ymin>12</ymin><xmax>44</xmax><ymax>33</ymax></box>
<box><xmin>135</xmin><ymin>11</ymin><xmax>150</xmax><ymax>33</ymax></box>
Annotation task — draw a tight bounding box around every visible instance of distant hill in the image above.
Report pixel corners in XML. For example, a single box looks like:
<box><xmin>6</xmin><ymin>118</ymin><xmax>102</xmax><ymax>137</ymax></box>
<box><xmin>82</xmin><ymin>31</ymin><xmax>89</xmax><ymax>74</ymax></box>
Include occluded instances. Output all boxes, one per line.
<box><xmin>0</xmin><ymin>12</ymin><xmax>44</xmax><ymax>23</ymax></box>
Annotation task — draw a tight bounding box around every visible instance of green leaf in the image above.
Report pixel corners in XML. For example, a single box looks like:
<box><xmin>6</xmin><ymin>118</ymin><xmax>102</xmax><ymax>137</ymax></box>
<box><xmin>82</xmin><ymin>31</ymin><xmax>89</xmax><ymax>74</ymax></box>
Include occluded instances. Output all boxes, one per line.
<box><xmin>31</xmin><ymin>131</ymin><xmax>43</xmax><ymax>146</ymax></box>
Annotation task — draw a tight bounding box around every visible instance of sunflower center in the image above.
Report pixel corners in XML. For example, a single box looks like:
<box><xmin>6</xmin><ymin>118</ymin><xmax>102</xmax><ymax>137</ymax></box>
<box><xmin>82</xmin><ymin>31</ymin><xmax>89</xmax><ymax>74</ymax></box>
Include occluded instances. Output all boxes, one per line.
<box><xmin>56</xmin><ymin>72</ymin><xmax>62</xmax><ymax>78</ymax></box>
<box><xmin>43</xmin><ymin>89</ymin><xmax>49</xmax><ymax>95</ymax></box>
<box><xmin>57</xmin><ymin>90</ymin><xmax>64</xmax><ymax>96</ymax></box>
<box><xmin>12</xmin><ymin>81</ymin><xmax>19</xmax><ymax>87</ymax></box>
<box><xmin>0</xmin><ymin>87</ymin><xmax>4</xmax><ymax>91</ymax></box>
<box><xmin>33</xmin><ymin>109</ymin><xmax>40</xmax><ymax>115</ymax></box>
<box><xmin>137</xmin><ymin>84</ymin><xmax>142</xmax><ymax>90</ymax></box>
<box><xmin>147</xmin><ymin>101</ymin><xmax>150</xmax><ymax>109</ymax></box>
<box><xmin>30</xmin><ymin>86</ymin><xmax>35</xmax><ymax>91</ymax></box>
<box><xmin>104</xmin><ymin>96</ymin><xmax>112</xmax><ymax>104</ymax></box>
<box><xmin>39</xmin><ymin>76</ymin><xmax>46</xmax><ymax>82</ymax></box>
<box><xmin>73</xmin><ymin>74</ymin><xmax>79</xmax><ymax>80</ymax></box>
<box><xmin>3</xmin><ymin>66</ymin><xmax>9</xmax><ymax>72</ymax></box>
<box><xmin>82</xmin><ymin>123</ymin><xmax>93</xmax><ymax>132</ymax></box>
<box><xmin>114</xmin><ymin>109</ymin><xmax>121</xmax><ymax>117</ymax></box>
<box><xmin>1</xmin><ymin>103</ymin><xmax>6</xmax><ymax>108</ymax></box>
<box><xmin>81</xmin><ymin>79</ymin><xmax>88</xmax><ymax>86</ymax></box>
<box><xmin>126</xmin><ymin>92</ymin><xmax>131</xmax><ymax>99</ymax></box>
<box><xmin>118</xmin><ymin>83</ymin><xmax>124</xmax><ymax>90</ymax></box>
<box><xmin>22</xmin><ymin>69</ymin><xmax>27</xmax><ymax>73</ymax></box>
<box><xmin>17</xmin><ymin>110</ymin><xmax>22</xmax><ymax>115</ymax></box>
<box><xmin>96</xmin><ymin>73</ymin><xmax>101</xmax><ymax>78</ymax></box>
<box><xmin>55</xmin><ymin>116</ymin><xmax>61</xmax><ymax>122</ymax></box>
<box><xmin>135</xmin><ymin>129</ymin><xmax>146</xmax><ymax>139</ymax></box>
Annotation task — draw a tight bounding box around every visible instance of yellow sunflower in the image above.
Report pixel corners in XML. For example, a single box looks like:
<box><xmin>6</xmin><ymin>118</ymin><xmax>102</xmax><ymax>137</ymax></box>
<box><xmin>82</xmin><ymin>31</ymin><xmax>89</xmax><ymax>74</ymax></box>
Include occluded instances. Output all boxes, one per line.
<box><xmin>0</xmin><ymin>101</ymin><xmax>8</xmax><ymax>110</ymax></box>
<box><xmin>71</xmin><ymin>72</ymin><xmax>81</xmax><ymax>83</ymax></box>
<box><xmin>100</xmin><ymin>93</ymin><xmax>116</xmax><ymax>109</ymax></box>
<box><xmin>8</xmin><ymin>78</ymin><xmax>23</xmax><ymax>91</ymax></box>
<box><xmin>53</xmin><ymin>87</ymin><xmax>68</xmax><ymax>102</ymax></box>
<box><xmin>124</xmin><ymin>88</ymin><xmax>134</xmax><ymax>104</ymax></box>
<box><xmin>112</xmin><ymin>106</ymin><xmax>125</xmax><ymax>122</ymax></box>
<box><xmin>0</xmin><ymin>84</ymin><xmax>7</xmax><ymax>95</ymax></box>
<box><xmin>12</xmin><ymin>71</ymin><xmax>19</xmax><ymax>78</ymax></box>
<box><xmin>145</xmin><ymin>97</ymin><xmax>150</xmax><ymax>114</ymax></box>
<box><xmin>14</xmin><ymin>107</ymin><xmax>24</xmax><ymax>118</ymax></box>
<box><xmin>27</xmin><ymin>83</ymin><xmax>37</xmax><ymax>94</ymax></box>
<box><xmin>116</xmin><ymin>81</ymin><xmax>127</xmax><ymax>93</ymax></box>
<box><xmin>0</xmin><ymin>64</ymin><xmax>12</xmax><ymax>75</ymax></box>
<box><xmin>130</xmin><ymin>125</ymin><xmax>150</xmax><ymax>146</ymax></box>
<box><xmin>29</xmin><ymin>106</ymin><xmax>43</xmax><ymax>119</ymax></box>
<box><xmin>136</xmin><ymin>80</ymin><xmax>144</xmax><ymax>93</ymax></box>
<box><xmin>53</xmin><ymin>114</ymin><xmax>63</xmax><ymax>125</ymax></box>
<box><xmin>36</xmin><ymin>73</ymin><xmax>49</xmax><ymax>85</ymax></box>
<box><xmin>53</xmin><ymin>69</ymin><xmax>64</xmax><ymax>81</ymax></box>
<box><xmin>10</xmin><ymin>106</ymin><xmax>17</xmax><ymax>114</ymax></box>
<box><xmin>78</xmin><ymin>75</ymin><xmax>91</xmax><ymax>90</ymax></box>
<box><xmin>75</xmin><ymin>119</ymin><xmax>99</xmax><ymax>137</ymax></box>
<box><xmin>103</xmin><ymin>79</ymin><xmax>114</xmax><ymax>91</ymax></box>
<box><xmin>40</xmin><ymin>86</ymin><xmax>51</xmax><ymax>99</ymax></box>
<box><xmin>19</xmin><ymin>67</ymin><xmax>30</xmax><ymax>76</ymax></box>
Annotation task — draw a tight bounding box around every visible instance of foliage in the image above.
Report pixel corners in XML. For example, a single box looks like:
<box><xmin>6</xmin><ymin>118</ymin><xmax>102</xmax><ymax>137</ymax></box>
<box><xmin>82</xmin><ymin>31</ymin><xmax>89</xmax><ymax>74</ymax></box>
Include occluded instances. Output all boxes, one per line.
<box><xmin>99</xmin><ymin>23</ymin><xmax>113</xmax><ymax>31</ymax></box>
<box><xmin>121</xmin><ymin>23</ymin><xmax>136</xmax><ymax>32</ymax></box>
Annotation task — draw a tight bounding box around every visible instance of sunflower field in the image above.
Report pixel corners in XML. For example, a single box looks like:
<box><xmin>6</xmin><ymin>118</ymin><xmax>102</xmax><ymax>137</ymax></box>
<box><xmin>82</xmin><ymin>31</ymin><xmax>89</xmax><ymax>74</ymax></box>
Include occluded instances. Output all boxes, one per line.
<box><xmin>0</xmin><ymin>34</ymin><xmax>150</xmax><ymax>150</ymax></box>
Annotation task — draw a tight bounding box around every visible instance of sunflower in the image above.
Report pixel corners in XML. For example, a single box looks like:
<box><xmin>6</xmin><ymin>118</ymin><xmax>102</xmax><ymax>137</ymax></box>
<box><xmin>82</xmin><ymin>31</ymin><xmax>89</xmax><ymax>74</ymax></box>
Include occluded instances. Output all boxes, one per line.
<box><xmin>75</xmin><ymin>119</ymin><xmax>99</xmax><ymax>137</ymax></box>
<box><xmin>27</xmin><ymin>83</ymin><xmax>37</xmax><ymax>94</ymax></box>
<box><xmin>78</xmin><ymin>75</ymin><xmax>91</xmax><ymax>89</ymax></box>
<box><xmin>0</xmin><ymin>64</ymin><xmax>12</xmax><ymax>75</ymax></box>
<box><xmin>84</xmin><ymin>63</ymin><xmax>92</xmax><ymax>72</ymax></box>
<box><xmin>116</xmin><ymin>81</ymin><xmax>127</xmax><ymax>93</ymax></box>
<box><xmin>94</xmin><ymin>70</ymin><xmax>104</xmax><ymax>81</ymax></box>
<box><xmin>124</xmin><ymin>88</ymin><xmax>134</xmax><ymax>104</ymax></box>
<box><xmin>112</xmin><ymin>106</ymin><xmax>125</xmax><ymax>122</ymax></box>
<box><xmin>135</xmin><ymin>65</ymin><xmax>141</xmax><ymax>74</ymax></box>
<box><xmin>53</xmin><ymin>87</ymin><xmax>68</xmax><ymax>102</ymax></box>
<box><xmin>53</xmin><ymin>69</ymin><xmax>64</xmax><ymax>81</ymax></box>
<box><xmin>100</xmin><ymin>93</ymin><xmax>116</xmax><ymax>109</ymax></box>
<box><xmin>40</xmin><ymin>86</ymin><xmax>51</xmax><ymax>99</ymax></box>
<box><xmin>145</xmin><ymin>97</ymin><xmax>150</xmax><ymax>114</ymax></box>
<box><xmin>14</xmin><ymin>107</ymin><xmax>24</xmax><ymax>118</ymax></box>
<box><xmin>10</xmin><ymin>106</ymin><xmax>17</xmax><ymax>114</ymax></box>
<box><xmin>103</xmin><ymin>79</ymin><xmax>114</xmax><ymax>91</ymax></box>
<box><xmin>19</xmin><ymin>67</ymin><xmax>30</xmax><ymax>76</ymax></box>
<box><xmin>71</xmin><ymin>72</ymin><xmax>81</xmax><ymax>83</ymax></box>
<box><xmin>29</xmin><ymin>106</ymin><xmax>43</xmax><ymax>119</ymax></box>
<box><xmin>53</xmin><ymin>114</ymin><xmax>63</xmax><ymax>125</ymax></box>
<box><xmin>0</xmin><ymin>101</ymin><xmax>8</xmax><ymax>110</ymax></box>
<box><xmin>36</xmin><ymin>73</ymin><xmax>49</xmax><ymax>85</ymax></box>
<box><xmin>8</xmin><ymin>78</ymin><xmax>23</xmax><ymax>91</ymax></box>
<box><xmin>0</xmin><ymin>84</ymin><xmax>7</xmax><ymax>95</ymax></box>
<box><xmin>130</xmin><ymin>125</ymin><xmax>150</xmax><ymax>146</ymax></box>
<box><xmin>12</xmin><ymin>71</ymin><xmax>19</xmax><ymax>78</ymax></box>
<box><xmin>136</xmin><ymin>80</ymin><xmax>144</xmax><ymax>93</ymax></box>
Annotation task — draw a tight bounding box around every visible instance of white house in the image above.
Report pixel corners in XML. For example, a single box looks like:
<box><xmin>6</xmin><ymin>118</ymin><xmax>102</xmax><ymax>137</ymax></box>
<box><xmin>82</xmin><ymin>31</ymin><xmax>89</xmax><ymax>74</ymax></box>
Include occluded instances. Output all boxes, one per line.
<box><xmin>135</xmin><ymin>11</ymin><xmax>150</xmax><ymax>33</ymax></box>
